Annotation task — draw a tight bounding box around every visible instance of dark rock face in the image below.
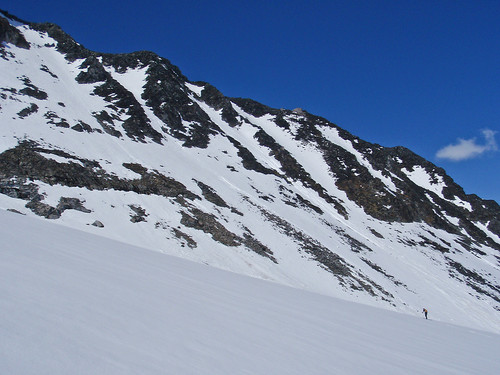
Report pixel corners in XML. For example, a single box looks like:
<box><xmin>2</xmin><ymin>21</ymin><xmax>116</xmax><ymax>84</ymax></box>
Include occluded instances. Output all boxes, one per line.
<box><xmin>0</xmin><ymin>15</ymin><xmax>30</xmax><ymax>49</ymax></box>
<box><xmin>30</xmin><ymin>21</ymin><xmax>89</xmax><ymax>61</ymax></box>
<box><xmin>1</xmin><ymin>179</ymin><xmax>92</xmax><ymax>219</ymax></box>
<box><xmin>25</xmin><ymin>197</ymin><xmax>91</xmax><ymax>219</ymax></box>
<box><xmin>250</xmin><ymin>108</ymin><xmax>500</xmax><ymax>251</ymax></box>
<box><xmin>171</xmin><ymin>227</ymin><xmax>197</xmax><ymax>248</ymax></box>
<box><xmin>0</xmin><ymin>177</ymin><xmax>41</xmax><ymax>201</ymax></box>
<box><xmin>142</xmin><ymin>60</ymin><xmax>221</xmax><ymax>148</ymax></box>
<box><xmin>92</xmin><ymin>220</ymin><xmax>104</xmax><ymax>228</ymax></box>
<box><xmin>195</xmin><ymin>180</ymin><xmax>229</xmax><ymax>208</ymax></box>
<box><xmin>75</xmin><ymin>56</ymin><xmax>109</xmax><ymax>84</ymax></box>
<box><xmin>71</xmin><ymin>49</ymin><xmax>224</xmax><ymax>147</ymax></box>
<box><xmin>253</xmin><ymin>128</ymin><xmax>348</xmax><ymax>218</ymax></box>
<box><xmin>241</xmin><ymin>231</ymin><xmax>276</xmax><ymax>262</ymax></box>
<box><xmin>129</xmin><ymin>204</ymin><xmax>148</xmax><ymax>223</ymax></box>
<box><xmin>227</xmin><ymin>136</ymin><xmax>277</xmax><ymax>176</ymax></box>
<box><xmin>200</xmin><ymin>84</ymin><xmax>240</xmax><ymax>127</ymax></box>
<box><xmin>57</xmin><ymin>197</ymin><xmax>92</xmax><ymax>213</ymax></box>
<box><xmin>17</xmin><ymin>103</ymin><xmax>38</xmax><ymax>118</ymax></box>
<box><xmin>230</xmin><ymin>97</ymin><xmax>280</xmax><ymax>118</ymax></box>
<box><xmin>40</xmin><ymin>64</ymin><xmax>58</xmax><ymax>78</ymax></box>
<box><xmin>0</xmin><ymin>142</ymin><xmax>199</xmax><ymax>201</ymax></box>
<box><xmin>180</xmin><ymin>207</ymin><xmax>241</xmax><ymax>247</ymax></box>
<box><xmin>19</xmin><ymin>77</ymin><xmax>48</xmax><ymax>100</ymax></box>
<box><xmin>44</xmin><ymin>111</ymin><xmax>70</xmax><ymax>128</ymax></box>
<box><xmin>77</xmin><ymin>54</ymin><xmax>164</xmax><ymax>144</ymax></box>
<box><xmin>179</xmin><ymin>202</ymin><xmax>277</xmax><ymax>262</ymax></box>
<box><xmin>71</xmin><ymin>121</ymin><xmax>93</xmax><ymax>133</ymax></box>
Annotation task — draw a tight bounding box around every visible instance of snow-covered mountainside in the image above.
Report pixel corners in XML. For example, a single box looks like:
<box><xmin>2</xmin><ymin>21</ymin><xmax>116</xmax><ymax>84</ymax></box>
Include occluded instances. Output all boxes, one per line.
<box><xmin>1</xmin><ymin>10</ymin><xmax>499</xmax><ymax>333</ymax></box>
<box><xmin>2</xmin><ymin>210</ymin><xmax>499</xmax><ymax>374</ymax></box>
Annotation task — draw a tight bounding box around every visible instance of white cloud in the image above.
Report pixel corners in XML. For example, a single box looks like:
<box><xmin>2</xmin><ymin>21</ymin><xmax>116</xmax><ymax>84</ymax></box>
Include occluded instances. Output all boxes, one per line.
<box><xmin>436</xmin><ymin>129</ymin><xmax>498</xmax><ymax>161</ymax></box>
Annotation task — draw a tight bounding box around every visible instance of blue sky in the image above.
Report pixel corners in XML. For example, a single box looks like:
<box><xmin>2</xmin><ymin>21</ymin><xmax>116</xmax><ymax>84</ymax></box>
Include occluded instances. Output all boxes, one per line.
<box><xmin>4</xmin><ymin>1</ymin><xmax>499</xmax><ymax>202</ymax></box>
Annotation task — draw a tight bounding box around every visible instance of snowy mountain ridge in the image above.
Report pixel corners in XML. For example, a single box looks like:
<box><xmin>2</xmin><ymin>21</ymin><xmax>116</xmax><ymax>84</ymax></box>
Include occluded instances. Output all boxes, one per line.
<box><xmin>1</xmin><ymin>10</ymin><xmax>499</xmax><ymax>333</ymax></box>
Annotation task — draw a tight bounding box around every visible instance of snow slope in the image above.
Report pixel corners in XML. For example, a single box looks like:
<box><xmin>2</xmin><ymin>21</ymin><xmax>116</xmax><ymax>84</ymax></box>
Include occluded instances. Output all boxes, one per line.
<box><xmin>1</xmin><ymin>209</ymin><xmax>499</xmax><ymax>375</ymax></box>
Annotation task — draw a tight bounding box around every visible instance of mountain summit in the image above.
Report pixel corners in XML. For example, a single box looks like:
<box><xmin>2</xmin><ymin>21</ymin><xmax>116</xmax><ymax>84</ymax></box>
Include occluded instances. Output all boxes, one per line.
<box><xmin>1</xmin><ymin>10</ymin><xmax>499</xmax><ymax>332</ymax></box>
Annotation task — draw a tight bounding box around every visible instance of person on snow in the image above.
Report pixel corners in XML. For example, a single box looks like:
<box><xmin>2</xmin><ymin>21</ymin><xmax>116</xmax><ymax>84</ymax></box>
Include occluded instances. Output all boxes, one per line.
<box><xmin>423</xmin><ymin>308</ymin><xmax>428</xmax><ymax>319</ymax></box>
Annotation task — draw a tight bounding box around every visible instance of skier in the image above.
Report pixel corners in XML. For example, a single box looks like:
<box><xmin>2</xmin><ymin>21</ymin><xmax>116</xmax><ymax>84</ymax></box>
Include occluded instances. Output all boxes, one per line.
<box><xmin>423</xmin><ymin>308</ymin><xmax>428</xmax><ymax>319</ymax></box>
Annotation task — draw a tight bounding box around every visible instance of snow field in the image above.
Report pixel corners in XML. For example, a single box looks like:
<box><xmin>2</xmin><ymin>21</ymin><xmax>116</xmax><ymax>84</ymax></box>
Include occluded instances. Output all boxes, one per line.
<box><xmin>0</xmin><ymin>209</ymin><xmax>499</xmax><ymax>375</ymax></box>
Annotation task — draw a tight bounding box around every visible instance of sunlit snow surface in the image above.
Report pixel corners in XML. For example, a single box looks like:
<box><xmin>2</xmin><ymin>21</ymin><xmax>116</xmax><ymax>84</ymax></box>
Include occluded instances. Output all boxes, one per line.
<box><xmin>0</xmin><ymin>210</ymin><xmax>499</xmax><ymax>375</ymax></box>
